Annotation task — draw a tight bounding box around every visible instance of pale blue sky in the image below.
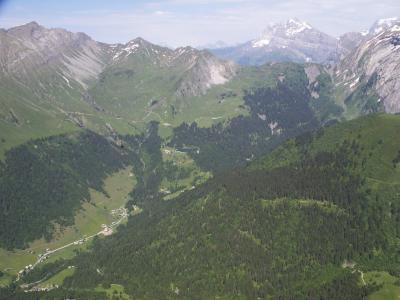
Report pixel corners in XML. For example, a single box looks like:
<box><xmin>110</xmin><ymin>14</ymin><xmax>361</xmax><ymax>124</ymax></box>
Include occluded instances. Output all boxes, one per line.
<box><xmin>1</xmin><ymin>0</ymin><xmax>400</xmax><ymax>47</ymax></box>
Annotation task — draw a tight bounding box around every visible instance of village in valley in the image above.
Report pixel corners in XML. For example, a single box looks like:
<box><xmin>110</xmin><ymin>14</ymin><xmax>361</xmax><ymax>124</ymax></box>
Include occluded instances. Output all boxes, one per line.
<box><xmin>16</xmin><ymin>205</ymin><xmax>130</xmax><ymax>292</ymax></box>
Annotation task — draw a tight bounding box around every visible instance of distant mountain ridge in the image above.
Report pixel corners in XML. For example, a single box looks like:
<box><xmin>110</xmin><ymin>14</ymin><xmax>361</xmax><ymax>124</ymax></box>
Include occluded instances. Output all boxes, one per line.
<box><xmin>210</xmin><ymin>18</ymin><xmax>344</xmax><ymax>65</ymax></box>
<box><xmin>1</xmin><ymin>22</ymin><xmax>236</xmax><ymax>95</ymax></box>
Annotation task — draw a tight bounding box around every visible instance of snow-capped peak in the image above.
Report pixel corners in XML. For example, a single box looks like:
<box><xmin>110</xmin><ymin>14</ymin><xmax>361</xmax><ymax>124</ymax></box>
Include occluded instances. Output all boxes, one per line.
<box><xmin>377</xmin><ymin>17</ymin><xmax>398</xmax><ymax>25</ymax></box>
<box><xmin>252</xmin><ymin>38</ymin><xmax>271</xmax><ymax>48</ymax></box>
<box><xmin>391</xmin><ymin>25</ymin><xmax>400</xmax><ymax>32</ymax></box>
<box><xmin>370</xmin><ymin>17</ymin><xmax>399</xmax><ymax>35</ymax></box>
<box><xmin>112</xmin><ymin>40</ymin><xmax>142</xmax><ymax>60</ymax></box>
<box><xmin>252</xmin><ymin>18</ymin><xmax>313</xmax><ymax>48</ymax></box>
<box><xmin>285</xmin><ymin>18</ymin><xmax>312</xmax><ymax>36</ymax></box>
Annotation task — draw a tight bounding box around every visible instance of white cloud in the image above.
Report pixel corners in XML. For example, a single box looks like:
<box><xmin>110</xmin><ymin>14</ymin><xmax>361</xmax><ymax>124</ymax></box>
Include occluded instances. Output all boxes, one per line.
<box><xmin>154</xmin><ymin>10</ymin><xmax>169</xmax><ymax>15</ymax></box>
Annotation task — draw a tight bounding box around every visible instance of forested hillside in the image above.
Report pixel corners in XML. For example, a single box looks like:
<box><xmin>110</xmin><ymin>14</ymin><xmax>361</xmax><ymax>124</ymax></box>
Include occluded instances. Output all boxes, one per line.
<box><xmin>0</xmin><ymin>131</ymin><xmax>130</xmax><ymax>249</ymax></box>
<box><xmin>0</xmin><ymin>121</ymin><xmax>167</xmax><ymax>250</ymax></box>
<box><xmin>7</xmin><ymin>113</ymin><xmax>396</xmax><ymax>299</ymax></box>
<box><xmin>171</xmin><ymin>63</ymin><xmax>341</xmax><ymax>172</ymax></box>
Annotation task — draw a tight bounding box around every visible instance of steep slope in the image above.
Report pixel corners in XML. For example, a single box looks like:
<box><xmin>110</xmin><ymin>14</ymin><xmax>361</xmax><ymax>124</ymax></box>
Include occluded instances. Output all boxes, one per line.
<box><xmin>0</xmin><ymin>22</ymin><xmax>241</xmax><ymax>154</ymax></box>
<box><xmin>30</xmin><ymin>113</ymin><xmax>400</xmax><ymax>300</ymax></box>
<box><xmin>334</xmin><ymin>24</ymin><xmax>400</xmax><ymax>116</ymax></box>
<box><xmin>0</xmin><ymin>22</ymin><xmax>127</xmax><ymax>156</ymax></box>
<box><xmin>211</xmin><ymin>18</ymin><xmax>342</xmax><ymax>65</ymax></box>
<box><xmin>3</xmin><ymin>21</ymin><xmax>108</xmax><ymax>87</ymax></box>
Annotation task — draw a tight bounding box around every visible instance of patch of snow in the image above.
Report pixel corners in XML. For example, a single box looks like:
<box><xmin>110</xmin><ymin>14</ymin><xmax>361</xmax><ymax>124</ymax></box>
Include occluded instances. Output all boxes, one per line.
<box><xmin>372</xmin><ymin>17</ymin><xmax>399</xmax><ymax>34</ymax></box>
<box><xmin>361</xmin><ymin>30</ymin><xmax>369</xmax><ymax>36</ymax></box>
<box><xmin>252</xmin><ymin>38</ymin><xmax>271</xmax><ymax>48</ymax></box>
<box><xmin>391</xmin><ymin>25</ymin><xmax>400</xmax><ymax>32</ymax></box>
<box><xmin>113</xmin><ymin>42</ymin><xmax>140</xmax><ymax>60</ymax></box>
<box><xmin>61</xmin><ymin>75</ymin><xmax>72</xmax><ymax>88</ymax></box>
<box><xmin>350</xmin><ymin>77</ymin><xmax>360</xmax><ymax>89</ymax></box>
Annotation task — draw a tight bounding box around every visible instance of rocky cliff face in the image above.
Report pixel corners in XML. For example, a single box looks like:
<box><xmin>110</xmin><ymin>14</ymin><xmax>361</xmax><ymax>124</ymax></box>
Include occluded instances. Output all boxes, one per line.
<box><xmin>335</xmin><ymin>25</ymin><xmax>400</xmax><ymax>113</ymax></box>
<box><xmin>172</xmin><ymin>47</ymin><xmax>237</xmax><ymax>98</ymax></box>
<box><xmin>106</xmin><ymin>38</ymin><xmax>237</xmax><ymax>98</ymax></box>
<box><xmin>338</xmin><ymin>32</ymin><xmax>366</xmax><ymax>59</ymax></box>
<box><xmin>1</xmin><ymin>22</ymin><xmax>108</xmax><ymax>88</ymax></box>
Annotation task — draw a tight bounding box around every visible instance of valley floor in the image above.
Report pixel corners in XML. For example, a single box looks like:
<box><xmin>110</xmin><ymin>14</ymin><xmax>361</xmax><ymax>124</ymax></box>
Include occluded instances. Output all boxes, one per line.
<box><xmin>0</xmin><ymin>167</ymin><xmax>136</xmax><ymax>288</ymax></box>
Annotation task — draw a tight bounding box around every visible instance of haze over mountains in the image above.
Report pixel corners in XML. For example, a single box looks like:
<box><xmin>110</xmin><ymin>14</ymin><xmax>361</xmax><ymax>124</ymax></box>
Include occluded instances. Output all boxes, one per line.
<box><xmin>209</xmin><ymin>17</ymin><xmax>400</xmax><ymax>65</ymax></box>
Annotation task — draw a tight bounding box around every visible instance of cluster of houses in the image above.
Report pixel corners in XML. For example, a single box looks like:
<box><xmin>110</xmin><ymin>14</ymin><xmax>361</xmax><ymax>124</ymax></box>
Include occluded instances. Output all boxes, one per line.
<box><xmin>25</xmin><ymin>284</ymin><xmax>59</xmax><ymax>293</ymax></box>
<box><xmin>111</xmin><ymin>207</ymin><xmax>128</xmax><ymax>219</ymax></box>
<box><xmin>17</xmin><ymin>264</ymin><xmax>33</xmax><ymax>279</ymax></box>
<box><xmin>38</xmin><ymin>249</ymin><xmax>50</xmax><ymax>259</ymax></box>
<box><xmin>100</xmin><ymin>224</ymin><xmax>113</xmax><ymax>236</ymax></box>
<box><xmin>73</xmin><ymin>238</ymin><xmax>86</xmax><ymax>245</ymax></box>
<box><xmin>18</xmin><ymin>249</ymin><xmax>52</xmax><ymax>280</ymax></box>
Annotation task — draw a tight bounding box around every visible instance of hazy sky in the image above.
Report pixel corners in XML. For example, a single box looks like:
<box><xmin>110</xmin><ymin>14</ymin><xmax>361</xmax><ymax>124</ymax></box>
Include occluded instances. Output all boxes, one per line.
<box><xmin>1</xmin><ymin>0</ymin><xmax>399</xmax><ymax>47</ymax></box>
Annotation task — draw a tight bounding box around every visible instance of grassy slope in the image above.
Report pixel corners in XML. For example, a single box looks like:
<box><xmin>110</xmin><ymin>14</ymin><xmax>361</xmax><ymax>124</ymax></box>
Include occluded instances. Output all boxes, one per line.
<box><xmin>89</xmin><ymin>61</ymin><xmax>319</xmax><ymax>132</ymax></box>
<box><xmin>1</xmin><ymin>57</ymin><xmax>342</xmax><ymax>158</ymax></box>
<box><xmin>0</xmin><ymin>167</ymin><xmax>135</xmax><ymax>286</ymax></box>
<box><xmin>365</xmin><ymin>271</ymin><xmax>400</xmax><ymax>300</ymax></box>
<box><xmin>0</xmin><ymin>72</ymin><xmax>143</xmax><ymax>158</ymax></box>
<box><xmin>37</xmin><ymin>267</ymin><xmax>76</xmax><ymax>288</ymax></box>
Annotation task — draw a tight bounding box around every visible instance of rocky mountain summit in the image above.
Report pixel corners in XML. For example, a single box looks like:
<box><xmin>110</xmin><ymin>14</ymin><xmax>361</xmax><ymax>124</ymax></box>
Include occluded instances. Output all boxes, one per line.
<box><xmin>102</xmin><ymin>37</ymin><xmax>237</xmax><ymax>98</ymax></box>
<box><xmin>0</xmin><ymin>22</ymin><xmax>236</xmax><ymax>95</ymax></box>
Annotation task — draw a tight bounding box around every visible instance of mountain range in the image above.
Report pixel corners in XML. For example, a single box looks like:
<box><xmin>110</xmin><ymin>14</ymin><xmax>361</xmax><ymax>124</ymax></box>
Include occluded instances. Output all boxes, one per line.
<box><xmin>0</xmin><ymin>17</ymin><xmax>399</xmax><ymax>154</ymax></box>
<box><xmin>0</xmin><ymin>21</ymin><xmax>240</xmax><ymax>156</ymax></box>
<box><xmin>209</xmin><ymin>17</ymin><xmax>400</xmax><ymax>65</ymax></box>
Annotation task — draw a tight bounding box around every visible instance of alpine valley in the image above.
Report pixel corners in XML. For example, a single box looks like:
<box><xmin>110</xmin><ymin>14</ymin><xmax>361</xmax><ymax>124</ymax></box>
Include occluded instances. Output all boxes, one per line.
<box><xmin>0</xmin><ymin>16</ymin><xmax>400</xmax><ymax>300</ymax></box>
